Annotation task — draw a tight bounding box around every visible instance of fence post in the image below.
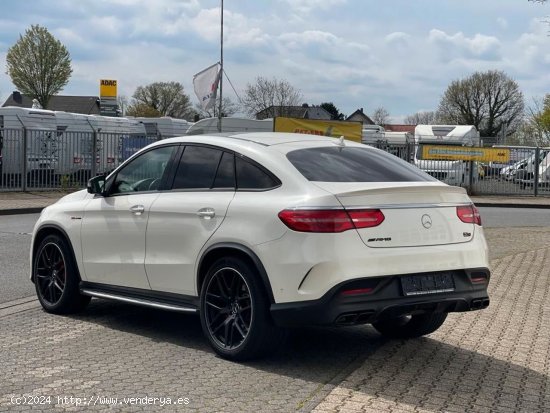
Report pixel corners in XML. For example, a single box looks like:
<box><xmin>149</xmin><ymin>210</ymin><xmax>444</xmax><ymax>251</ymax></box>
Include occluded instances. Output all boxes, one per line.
<box><xmin>534</xmin><ymin>147</ymin><xmax>540</xmax><ymax>197</ymax></box>
<box><xmin>91</xmin><ymin>130</ymin><xmax>98</xmax><ymax>178</ymax></box>
<box><xmin>22</xmin><ymin>127</ymin><xmax>28</xmax><ymax>192</ymax></box>
<box><xmin>467</xmin><ymin>160</ymin><xmax>474</xmax><ymax>195</ymax></box>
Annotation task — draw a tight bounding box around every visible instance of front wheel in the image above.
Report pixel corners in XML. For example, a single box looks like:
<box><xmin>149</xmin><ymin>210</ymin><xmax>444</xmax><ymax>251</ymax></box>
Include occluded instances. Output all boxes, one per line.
<box><xmin>199</xmin><ymin>256</ymin><xmax>285</xmax><ymax>360</ymax></box>
<box><xmin>33</xmin><ymin>234</ymin><xmax>90</xmax><ymax>314</ymax></box>
<box><xmin>372</xmin><ymin>312</ymin><xmax>447</xmax><ymax>339</ymax></box>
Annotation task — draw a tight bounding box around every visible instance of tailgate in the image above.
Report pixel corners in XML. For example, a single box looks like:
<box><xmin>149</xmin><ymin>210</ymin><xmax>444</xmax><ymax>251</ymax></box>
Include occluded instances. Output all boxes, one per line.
<box><xmin>314</xmin><ymin>182</ymin><xmax>475</xmax><ymax>248</ymax></box>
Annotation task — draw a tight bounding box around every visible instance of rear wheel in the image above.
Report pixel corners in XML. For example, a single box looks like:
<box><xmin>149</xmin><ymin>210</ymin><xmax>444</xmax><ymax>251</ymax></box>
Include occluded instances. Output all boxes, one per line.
<box><xmin>34</xmin><ymin>234</ymin><xmax>90</xmax><ymax>314</ymax></box>
<box><xmin>372</xmin><ymin>312</ymin><xmax>447</xmax><ymax>339</ymax></box>
<box><xmin>199</xmin><ymin>256</ymin><xmax>285</xmax><ymax>360</ymax></box>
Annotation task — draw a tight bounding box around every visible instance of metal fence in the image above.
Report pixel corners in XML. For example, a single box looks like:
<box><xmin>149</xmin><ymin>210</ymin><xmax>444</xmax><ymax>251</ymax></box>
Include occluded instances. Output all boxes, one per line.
<box><xmin>2</xmin><ymin>128</ymin><xmax>550</xmax><ymax>197</ymax></box>
<box><xmin>367</xmin><ymin>140</ymin><xmax>550</xmax><ymax>197</ymax></box>
<box><xmin>0</xmin><ymin>128</ymin><xmax>157</xmax><ymax>191</ymax></box>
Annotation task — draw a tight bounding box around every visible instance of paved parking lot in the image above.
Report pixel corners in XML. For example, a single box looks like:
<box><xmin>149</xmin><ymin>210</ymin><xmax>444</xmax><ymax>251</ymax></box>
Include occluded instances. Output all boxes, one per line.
<box><xmin>1</xmin><ymin>222</ymin><xmax>550</xmax><ymax>411</ymax></box>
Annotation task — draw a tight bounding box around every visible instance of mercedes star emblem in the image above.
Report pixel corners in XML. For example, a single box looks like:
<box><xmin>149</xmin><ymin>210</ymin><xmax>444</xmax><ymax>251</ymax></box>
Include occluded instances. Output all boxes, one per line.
<box><xmin>421</xmin><ymin>214</ymin><xmax>433</xmax><ymax>229</ymax></box>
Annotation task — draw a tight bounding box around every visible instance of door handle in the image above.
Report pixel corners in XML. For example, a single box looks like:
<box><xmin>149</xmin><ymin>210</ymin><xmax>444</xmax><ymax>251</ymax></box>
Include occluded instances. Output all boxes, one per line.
<box><xmin>130</xmin><ymin>205</ymin><xmax>145</xmax><ymax>215</ymax></box>
<box><xmin>197</xmin><ymin>208</ymin><xmax>216</xmax><ymax>219</ymax></box>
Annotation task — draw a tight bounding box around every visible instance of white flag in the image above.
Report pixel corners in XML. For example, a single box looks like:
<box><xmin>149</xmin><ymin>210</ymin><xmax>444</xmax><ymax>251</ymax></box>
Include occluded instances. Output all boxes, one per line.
<box><xmin>193</xmin><ymin>63</ymin><xmax>221</xmax><ymax>111</ymax></box>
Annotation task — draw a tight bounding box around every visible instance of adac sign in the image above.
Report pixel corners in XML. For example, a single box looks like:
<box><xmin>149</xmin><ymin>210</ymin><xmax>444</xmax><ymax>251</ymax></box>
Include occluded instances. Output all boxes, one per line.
<box><xmin>100</xmin><ymin>79</ymin><xmax>117</xmax><ymax>99</ymax></box>
<box><xmin>274</xmin><ymin>117</ymin><xmax>362</xmax><ymax>143</ymax></box>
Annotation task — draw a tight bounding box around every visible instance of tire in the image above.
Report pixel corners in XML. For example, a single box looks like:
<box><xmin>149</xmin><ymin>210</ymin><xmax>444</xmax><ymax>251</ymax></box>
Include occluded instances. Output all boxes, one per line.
<box><xmin>372</xmin><ymin>312</ymin><xmax>448</xmax><ymax>339</ymax></box>
<box><xmin>33</xmin><ymin>234</ymin><xmax>91</xmax><ymax>314</ymax></box>
<box><xmin>199</xmin><ymin>256</ymin><xmax>285</xmax><ymax>361</ymax></box>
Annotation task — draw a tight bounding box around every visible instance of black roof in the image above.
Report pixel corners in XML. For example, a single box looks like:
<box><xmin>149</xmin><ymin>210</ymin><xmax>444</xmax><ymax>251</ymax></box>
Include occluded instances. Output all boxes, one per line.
<box><xmin>2</xmin><ymin>92</ymin><xmax>101</xmax><ymax>115</ymax></box>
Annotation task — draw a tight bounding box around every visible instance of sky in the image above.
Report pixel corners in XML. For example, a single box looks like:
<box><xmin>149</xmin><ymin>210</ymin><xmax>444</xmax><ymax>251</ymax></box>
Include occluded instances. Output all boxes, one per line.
<box><xmin>0</xmin><ymin>0</ymin><xmax>548</xmax><ymax>122</ymax></box>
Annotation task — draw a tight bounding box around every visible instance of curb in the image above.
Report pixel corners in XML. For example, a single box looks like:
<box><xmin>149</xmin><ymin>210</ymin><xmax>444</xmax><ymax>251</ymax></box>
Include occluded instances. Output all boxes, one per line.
<box><xmin>0</xmin><ymin>207</ymin><xmax>45</xmax><ymax>216</ymax></box>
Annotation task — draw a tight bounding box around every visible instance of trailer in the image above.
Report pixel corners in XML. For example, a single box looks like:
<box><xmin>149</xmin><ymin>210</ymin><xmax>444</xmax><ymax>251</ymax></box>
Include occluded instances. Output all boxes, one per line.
<box><xmin>186</xmin><ymin>117</ymin><xmax>273</xmax><ymax>135</ymax></box>
<box><xmin>362</xmin><ymin>131</ymin><xmax>413</xmax><ymax>161</ymax></box>
<box><xmin>0</xmin><ymin>107</ymin><xmax>58</xmax><ymax>187</ymax></box>
<box><xmin>54</xmin><ymin>112</ymin><xmax>148</xmax><ymax>179</ymax></box>
<box><xmin>414</xmin><ymin>125</ymin><xmax>480</xmax><ymax>186</ymax></box>
<box><xmin>134</xmin><ymin>117</ymin><xmax>193</xmax><ymax>139</ymax></box>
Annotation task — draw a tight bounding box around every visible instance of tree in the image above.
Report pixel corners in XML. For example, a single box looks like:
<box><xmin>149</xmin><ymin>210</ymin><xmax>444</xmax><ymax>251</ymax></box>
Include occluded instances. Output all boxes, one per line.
<box><xmin>404</xmin><ymin>111</ymin><xmax>439</xmax><ymax>125</ymax></box>
<box><xmin>6</xmin><ymin>24</ymin><xmax>72</xmax><ymax>109</ymax></box>
<box><xmin>130</xmin><ymin>81</ymin><xmax>192</xmax><ymax>119</ymax></box>
<box><xmin>195</xmin><ymin>96</ymin><xmax>239</xmax><ymax>118</ymax></box>
<box><xmin>320</xmin><ymin>102</ymin><xmax>345</xmax><ymax>120</ymax></box>
<box><xmin>525</xmin><ymin>94</ymin><xmax>550</xmax><ymax>145</ymax></box>
<box><xmin>242</xmin><ymin>76</ymin><xmax>303</xmax><ymax>118</ymax></box>
<box><xmin>437</xmin><ymin>70</ymin><xmax>524</xmax><ymax>137</ymax></box>
<box><xmin>126</xmin><ymin>102</ymin><xmax>161</xmax><ymax>117</ymax></box>
<box><xmin>371</xmin><ymin>106</ymin><xmax>390</xmax><ymax>125</ymax></box>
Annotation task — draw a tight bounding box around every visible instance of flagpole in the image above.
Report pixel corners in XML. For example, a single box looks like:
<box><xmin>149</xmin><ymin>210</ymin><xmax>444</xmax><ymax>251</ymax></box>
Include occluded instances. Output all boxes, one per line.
<box><xmin>217</xmin><ymin>0</ymin><xmax>224</xmax><ymax>132</ymax></box>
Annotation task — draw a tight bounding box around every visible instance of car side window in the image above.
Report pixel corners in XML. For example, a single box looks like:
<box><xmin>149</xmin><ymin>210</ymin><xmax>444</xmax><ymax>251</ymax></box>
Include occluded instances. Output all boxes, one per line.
<box><xmin>110</xmin><ymin>146</ymin><xmax>176</xmax><ymax>195</ymax></box>
<box><xmin>236</xmin><ymin>156</ymin><xmax>280</xmax><ymax>190</ymax></box>
<box><xmin>172</xmin><ymin>146</ymin><xmax>224</xmax><ymax>190</ymax></box>
<box><xmin>212</xmin><ymin>152</ymin><xmax>236</xmax><ymax>189</ymax></box>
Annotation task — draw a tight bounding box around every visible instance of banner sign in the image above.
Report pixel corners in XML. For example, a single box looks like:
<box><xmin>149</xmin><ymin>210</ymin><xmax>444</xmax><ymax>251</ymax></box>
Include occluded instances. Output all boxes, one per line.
<box><xmin>193</xmin><ymin>63</ymin><xmax>221</xmax><ymax>111</ymax></box>
<box><xmin>273</xmin><ymin>117</ymin><xmax>362</xmax><ymax>142</ymax></box>
<box><xmin>421</xmin><ymin>145</ymin><xmax>511</xmax><ymax>162</ymax></box>
<box><xmin>100</xmin><ymin>79</ymin><xmax>117</xmax><ymax>99</ymax></box>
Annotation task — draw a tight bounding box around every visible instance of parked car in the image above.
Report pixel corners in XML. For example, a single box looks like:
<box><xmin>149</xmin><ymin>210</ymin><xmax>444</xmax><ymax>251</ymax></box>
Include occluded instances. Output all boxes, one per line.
<box><xmin>30</xmin><ymin>133</ymin><xmax>490</xmax><ymax>360</ymax></box>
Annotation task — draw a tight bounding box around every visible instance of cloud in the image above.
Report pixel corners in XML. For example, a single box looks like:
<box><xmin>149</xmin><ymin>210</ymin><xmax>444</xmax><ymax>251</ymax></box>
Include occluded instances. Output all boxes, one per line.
<box><xmin>497</xmin><ymin>17</ymin><xmax>508</xmax><ymax>29</ymax></box>
<box><xmin>283</xmin><ymin>0</ymin><xmax>347</xmax><ymax>13</ymax></box>
<box><xmin>188</xmin><ymin>8</ymin><xmax>270</xmax><ymax>47</ymax></box>
<box><xmin>428</xmin><ymin>29</ymin><xmax>502</xmax><ymax>61</ymax></box>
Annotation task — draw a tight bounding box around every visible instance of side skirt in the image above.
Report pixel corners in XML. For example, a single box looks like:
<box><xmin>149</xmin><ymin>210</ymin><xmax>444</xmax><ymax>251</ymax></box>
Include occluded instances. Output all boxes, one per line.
<box><xmin>80</xmin><ymin>282</ymin><xmax>199</xmax><ymax>314</ymax></box>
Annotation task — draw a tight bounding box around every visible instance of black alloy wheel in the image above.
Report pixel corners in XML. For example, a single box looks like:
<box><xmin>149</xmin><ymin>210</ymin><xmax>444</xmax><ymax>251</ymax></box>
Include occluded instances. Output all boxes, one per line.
<box><xmin>199</xmin><ymin>256</ymin><xmax>286</xmax><ymax>360</ymax></box>
<box><xmin>33</xmin><ymin>234</ymin><xmax>90</xmax><ymax>314</ymax></box>
<box><xmin>35</xmin><ymin>242</ymin><xmax>67</xmax><ymax>306</ymax></box>
<box><xmin>204</xmin><ymin>267</ymin><xmax>253</xmax><ymax>350</ymax></box>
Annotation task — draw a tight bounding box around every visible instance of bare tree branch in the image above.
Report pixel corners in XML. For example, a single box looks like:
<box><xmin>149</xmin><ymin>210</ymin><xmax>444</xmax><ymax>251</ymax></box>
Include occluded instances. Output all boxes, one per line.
<box><xmin>241</xmin><ymin>76</ymin><xmax>303</xmax><ymax>118</ymax></box>
<box><xmin>437</xmin><ymin>70</ymin><xmax>524</xmax><ymax>137</ymax></box>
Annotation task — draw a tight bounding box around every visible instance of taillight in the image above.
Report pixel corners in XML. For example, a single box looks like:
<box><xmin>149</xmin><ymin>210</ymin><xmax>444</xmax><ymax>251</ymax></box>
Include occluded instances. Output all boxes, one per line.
<box><xmin>456</xmin><ymin>205</ymin><xmax>482</xmax><ymax>226</ymax></box>
<box><xmin>278</xmin><ymin>209</ymin><xmax>384</xmax><ymax>233</ymax></box>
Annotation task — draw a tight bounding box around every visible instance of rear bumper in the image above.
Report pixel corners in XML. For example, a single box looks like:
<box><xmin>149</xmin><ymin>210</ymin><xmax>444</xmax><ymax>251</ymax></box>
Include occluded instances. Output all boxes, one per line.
<box><xmin>270</xmin><ymin>268</ymin><xmax>490</xmax><ymax>327</ymax></box>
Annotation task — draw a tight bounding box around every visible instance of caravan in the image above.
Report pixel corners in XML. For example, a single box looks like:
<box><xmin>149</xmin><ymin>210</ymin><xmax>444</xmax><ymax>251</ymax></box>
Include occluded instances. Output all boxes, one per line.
<box><xmin>186</xmin><ymin>117</ymin><xmax>273</xmax><ymax>135</ymax></box>
<box><xmin>134</xmin><ymin>117</ymin><xmax>193</xmax><ymax>139</ymax></box>
<box><xmin>0</xmin><ymin>107</ymin><xmax>58</xmax><ymax>186</ymax></box>
<box><xmin>54</xmin><ymin>112</ymin><xmax>148</xmax><ymax>180</ymax></box>
<box><xmin>414</xmin><ymin>125</ymin><xmax>480</xmax><ymax>186</ymax></box>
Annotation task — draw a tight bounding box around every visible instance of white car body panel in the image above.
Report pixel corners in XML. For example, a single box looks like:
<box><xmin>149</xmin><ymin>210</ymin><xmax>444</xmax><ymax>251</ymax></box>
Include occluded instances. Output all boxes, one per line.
<box><xmin>145</xmin><ymin>191</ymin><xmax>235</xmax><ymax>295</ymax></box>
<box><xmin>81</xmin><ymin>193</ymin><xmax>160</xmax><ymax>289</ymax></box>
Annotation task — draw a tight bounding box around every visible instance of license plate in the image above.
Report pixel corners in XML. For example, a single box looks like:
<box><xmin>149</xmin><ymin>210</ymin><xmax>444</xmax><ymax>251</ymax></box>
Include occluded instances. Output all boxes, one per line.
<box><xmin>401</xmin><ymin>272</ymin><xmax>455</xmax><ymax>296</ymax></box>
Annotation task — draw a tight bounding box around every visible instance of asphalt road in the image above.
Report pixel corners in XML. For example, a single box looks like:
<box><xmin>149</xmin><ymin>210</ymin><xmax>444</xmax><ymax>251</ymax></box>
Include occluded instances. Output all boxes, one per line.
<box><xmin>478</xmin><ymin>207</ymin><xmax>550</xmax><ymax>228</ymax></box>
<box><xmin>0</xmin><ymin>213</ymin><xmax>38</xmax><ymax>304</ymax></box>
<box><xmin>0</xmin><ymin>208</ymin><xmax>548</xmax><ymax>304</ymax></box>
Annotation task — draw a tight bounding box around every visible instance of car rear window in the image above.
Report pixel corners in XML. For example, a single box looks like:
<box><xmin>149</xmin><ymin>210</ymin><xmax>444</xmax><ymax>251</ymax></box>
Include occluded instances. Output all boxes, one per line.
<box><xmin>286</xmin><ymin>146</ymin><xmax>436</xmax><ymax>182</ymax></box>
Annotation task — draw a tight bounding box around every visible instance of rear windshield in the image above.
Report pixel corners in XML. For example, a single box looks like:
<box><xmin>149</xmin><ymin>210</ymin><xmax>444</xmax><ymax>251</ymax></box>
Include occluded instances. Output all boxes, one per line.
<box><xmin>287</xmin><ymin>146</ymin><xmax>436</xmax><ymax>182</ymax></box>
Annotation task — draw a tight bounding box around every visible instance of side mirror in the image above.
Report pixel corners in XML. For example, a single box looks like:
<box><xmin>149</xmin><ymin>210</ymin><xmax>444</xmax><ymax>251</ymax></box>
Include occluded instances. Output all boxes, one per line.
<box><xmin>87</xmin><ymin>175</ymin><xmax>106</xmax><ymax>195</ymax></box>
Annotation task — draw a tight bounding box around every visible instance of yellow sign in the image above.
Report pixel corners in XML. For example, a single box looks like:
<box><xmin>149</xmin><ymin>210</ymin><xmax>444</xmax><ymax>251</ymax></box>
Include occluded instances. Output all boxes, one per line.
<box><xmin>273</xmin><ymin>117</ymin><xmax>362</xmax><ymax>143</ymax></box>
<box><xmin>421</xmin><ymin>145</ymin><xmax>510</xmax><ymax>162</ymax></box>
<box><xmin>100</xmin><ymin>79</ymin><xmax>117</xmax><ymax>99</ymax></box>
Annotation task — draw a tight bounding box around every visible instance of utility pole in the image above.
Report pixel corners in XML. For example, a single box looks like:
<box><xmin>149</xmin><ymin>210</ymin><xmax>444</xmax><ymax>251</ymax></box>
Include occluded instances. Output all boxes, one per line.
<box><xmin>217</xmin><ymin>0</ymin><xmax>224</xmax><ymax>132</ymax></box>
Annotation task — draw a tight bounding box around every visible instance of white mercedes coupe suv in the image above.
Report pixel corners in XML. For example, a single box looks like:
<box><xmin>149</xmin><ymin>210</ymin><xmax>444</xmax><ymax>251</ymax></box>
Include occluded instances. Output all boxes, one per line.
<box><xmin>31</xmin><ymin>133</ymin><xmax>490</xmax><ymax>360</ymax></box>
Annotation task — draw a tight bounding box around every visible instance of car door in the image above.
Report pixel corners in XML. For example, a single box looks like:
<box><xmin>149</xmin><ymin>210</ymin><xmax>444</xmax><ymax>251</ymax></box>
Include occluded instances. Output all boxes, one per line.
<box><xmin>145</xmin><ymin>145</ymin><xmax>235</xmax><ymax>296</ymax></box>
<box><xmin>81</xmin><ymin>145</ymin><xmax>177</xmax><ymax>289</ymax></box>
